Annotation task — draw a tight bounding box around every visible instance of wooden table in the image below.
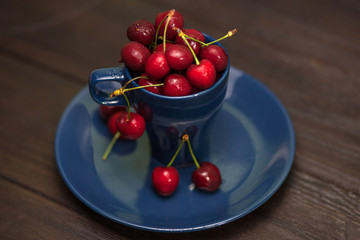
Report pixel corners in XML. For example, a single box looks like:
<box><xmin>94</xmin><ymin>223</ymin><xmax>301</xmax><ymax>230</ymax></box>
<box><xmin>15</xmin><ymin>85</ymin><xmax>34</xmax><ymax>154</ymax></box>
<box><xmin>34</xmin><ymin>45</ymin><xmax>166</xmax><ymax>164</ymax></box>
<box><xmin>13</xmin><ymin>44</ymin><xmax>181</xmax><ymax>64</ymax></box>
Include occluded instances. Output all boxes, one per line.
<box><xmin>1</xmin><ymin>0</ymin><xmax>359</xmax><ymax>239</ymax></box>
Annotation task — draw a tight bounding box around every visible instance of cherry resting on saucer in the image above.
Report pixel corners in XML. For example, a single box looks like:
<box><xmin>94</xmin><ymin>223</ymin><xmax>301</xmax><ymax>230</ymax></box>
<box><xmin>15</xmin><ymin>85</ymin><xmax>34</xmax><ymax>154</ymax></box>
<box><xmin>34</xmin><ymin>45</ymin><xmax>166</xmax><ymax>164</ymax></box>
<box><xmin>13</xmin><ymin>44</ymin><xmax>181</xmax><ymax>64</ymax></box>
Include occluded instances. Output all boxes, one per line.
<box><xmin>192</xmin><ymin>162</ymin><xmax>222</xmax><ymax>192</ymax></box>
<box><xmin>152</xmin><ymin>166</ymin><xmax>179</xmax><ymax>196</ymax></box>
<box><xmin>116</xmin><ymin>111</ymin><xmax>146</xmax><ymax>140</ymax></box>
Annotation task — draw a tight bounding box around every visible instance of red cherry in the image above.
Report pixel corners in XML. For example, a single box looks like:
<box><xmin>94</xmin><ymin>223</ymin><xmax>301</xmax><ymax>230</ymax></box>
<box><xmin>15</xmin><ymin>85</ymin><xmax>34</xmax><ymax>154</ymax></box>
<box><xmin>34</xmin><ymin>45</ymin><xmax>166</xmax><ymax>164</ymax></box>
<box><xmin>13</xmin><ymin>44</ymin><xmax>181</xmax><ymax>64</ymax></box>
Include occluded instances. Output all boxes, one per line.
<box><xmin>99</xmin><ymin>105</ymin><xmax>127</xmax><ymax>120</ymax></box>
<box><xmin>152</xmin><ymin>166</ymin><xmax>179</xmax><ymax>196</ymax></box>
<box><xmin>165</xmin><ymin>44</ymin><xmax>193</xmax><ymax>71</ymax></box>
<box><xmin>186</xmin><ymin>59</ymin><xmax>216</xmax><ymax>90</ymax></box>
<box><xmin>154</xmin><ymin>42</ymin><xmax>173</xmax><ymax>53</ymax></box>
<box><xmin>192</xmin><ymin>162</ymin><xmax>221</xmax><ymax>192</ymax></box>
<box><xmin>138</xmin><ymin>78</ymin><xmax>162</xmax><ymax>94</ymax></box>
<box><xmin>155</xmin><ymin>10</ymin><xmax>184</xmax><ymax>41</ymax></box>
<box><xmin>115</xmin><ymin>111</ymin><xmax>146</xmax><ymax>140</ymax></box>
<box><xmin>127</xmin><ymin>19</ymin><xmax>156</xmax><ymax>46</ymax></box>
<box><xmin>162</xmin><ymin>74</ymin><xmax>192</xmax><ymax>96</ymax></box>
<box><xmin>107</xmin><ymin>110</ymin><xmax>127</xmax><ymax>136</ymax></box>
<box><xmin>200</xmin><ymin>45</ymin><xmax>228</xmax><ymax>72</ymax></box>
<box><xmin>137</xmin><ymin>101</ymin><xmax>153</xmax><ymax>122</ymax></box>
<box><xmin>175</xmin><ymin>29</ymin><xmax>205</xmax><ymax>56</ymax></box>
<box><xmin>145</xmin><ymin>52</ymin><xmax>170</xmax><ymax>80</ymax></box>
<box><xmin>121</xmin><ymin>41</ymin><xmax>151</xmax><ymax>72</ymax></box>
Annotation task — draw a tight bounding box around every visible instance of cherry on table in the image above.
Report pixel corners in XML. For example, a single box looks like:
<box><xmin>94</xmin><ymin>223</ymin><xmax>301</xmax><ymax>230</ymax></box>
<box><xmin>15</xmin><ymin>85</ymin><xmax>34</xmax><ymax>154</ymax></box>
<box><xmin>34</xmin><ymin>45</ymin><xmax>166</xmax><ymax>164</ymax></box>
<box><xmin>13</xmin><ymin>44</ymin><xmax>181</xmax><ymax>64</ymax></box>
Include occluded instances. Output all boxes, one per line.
<box><xmin>121</xmin><ymin>41</ymin><xmax>151</xmax><ymax>72</ymax></box>
<box><xmin>200</xmin><ymin>44</ymin><xmax>228</xmax><ymax>72</ymax></box>
<box><xmin>192</xmin><ymin>162</ymin><xmax>222</xmax><ymax>192</ymax></box>
<box><xmin>152</xmin><ymin>166</ymin><xmax>179</xmax><ymax>196</ymax></box>
<box><xmin>186</xmin><ymin>59</ymin><xmax>216</xmax><ymax>90</ymax></box>
<box><xmin>127</xmin><ymin>19</ymin><xmax>155</xmax><ymax>46</ymax></box>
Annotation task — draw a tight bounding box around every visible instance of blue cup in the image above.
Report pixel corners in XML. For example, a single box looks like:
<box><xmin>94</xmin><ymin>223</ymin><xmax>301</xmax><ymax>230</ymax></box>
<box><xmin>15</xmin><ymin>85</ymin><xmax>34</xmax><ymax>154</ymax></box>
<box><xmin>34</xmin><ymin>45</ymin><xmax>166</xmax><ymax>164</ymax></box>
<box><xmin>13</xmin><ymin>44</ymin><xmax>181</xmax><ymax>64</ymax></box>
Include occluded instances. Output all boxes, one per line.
<box><xmin>89</xmin><ymin>34</ymin><xmax>229</xmax><ymax>167</ymax></box>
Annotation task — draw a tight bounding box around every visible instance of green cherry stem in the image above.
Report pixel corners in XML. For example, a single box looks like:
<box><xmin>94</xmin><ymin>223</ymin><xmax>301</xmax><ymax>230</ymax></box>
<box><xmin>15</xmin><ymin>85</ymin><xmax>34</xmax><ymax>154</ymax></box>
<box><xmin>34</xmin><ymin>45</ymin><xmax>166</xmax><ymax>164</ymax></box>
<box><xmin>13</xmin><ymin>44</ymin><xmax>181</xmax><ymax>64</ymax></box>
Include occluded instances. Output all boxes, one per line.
<box><xmin>122</xmin><ymin>93</ymin><xmax>131</xmax><ymax>120</ymax></box>
<box><xmin>177</xmin><ymin>29</ymin><xmax>200</xmax><ymax>65</ymax></box>
<box><xmin>203</xmin><ymin>29</ymin><xmax>237</xmax><ymax>46</ymax></box>
<box><xmin>102</xmin><ymin>131</ymin><xmax>121</xmax><ymax>160</ymax></box>
<box><xmin>181</xmin><ymin>34</ymin><xmax>206</xmax><ymax>46</ymax></box>
<box><xmin>163</xmin><ymin>9</ymin><xmax>175</xmax><ymax>53</ymax></box>
<box><xmin>166</xmin><ymin>137</ymin><xmax>186</xmax><ymax>167</ymax></box>
<box><xmin>184</xmin><ymin>135</ymin><xmax>200</xmax><ymax>169</ymax></box>
<box><xmin>123</xmin><ymin>83</ymin><xmax>164</xmax><ymax>92</ymax></box>
<box><xmin>110</xmin><ymin>76</ymin><xmax>149</xmax><ymax>98</ymax></box>
<box><xmin>153</xmin><ymin>15</ymin><xmax>168</xmax><ymax>50</ymax></box>
<box><xmin>122</xmin><ymin>75</ymin><xmax>148</xmax><ymax>90</ymax></box>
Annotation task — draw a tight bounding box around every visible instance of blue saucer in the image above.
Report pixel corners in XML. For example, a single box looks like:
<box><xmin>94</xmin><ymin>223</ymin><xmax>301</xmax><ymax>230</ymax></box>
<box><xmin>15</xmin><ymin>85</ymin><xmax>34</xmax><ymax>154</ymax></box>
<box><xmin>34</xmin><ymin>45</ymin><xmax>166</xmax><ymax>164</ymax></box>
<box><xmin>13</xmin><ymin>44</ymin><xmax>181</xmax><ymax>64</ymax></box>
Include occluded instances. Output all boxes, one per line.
<box><xmin>55</xmin><ymin>67</ymin><xmax>295</xmax><ymax>232</ymax></box>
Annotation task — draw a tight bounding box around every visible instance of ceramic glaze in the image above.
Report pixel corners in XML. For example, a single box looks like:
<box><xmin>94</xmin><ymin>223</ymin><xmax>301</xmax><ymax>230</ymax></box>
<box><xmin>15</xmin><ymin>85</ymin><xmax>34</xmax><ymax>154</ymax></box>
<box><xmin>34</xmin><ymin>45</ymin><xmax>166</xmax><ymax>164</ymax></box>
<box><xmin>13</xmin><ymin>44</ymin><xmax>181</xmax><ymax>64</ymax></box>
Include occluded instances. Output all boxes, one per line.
<box><xmin>56</xmin><ymin>67</ymin><xmax>295</xmax><ymax>232</ymax></box>
<box><xmin>89</xmin><ymin>34</ymin><xmax>229</xmax><ymax>166</ymax></box>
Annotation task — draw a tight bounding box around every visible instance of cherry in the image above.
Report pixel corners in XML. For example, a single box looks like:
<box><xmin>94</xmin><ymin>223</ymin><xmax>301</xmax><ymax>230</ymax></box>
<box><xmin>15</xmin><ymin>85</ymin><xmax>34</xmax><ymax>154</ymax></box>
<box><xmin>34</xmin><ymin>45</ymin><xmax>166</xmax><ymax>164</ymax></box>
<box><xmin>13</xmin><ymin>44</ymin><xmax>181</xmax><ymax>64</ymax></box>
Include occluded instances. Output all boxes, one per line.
<box><xmin>162</xmin><ymin>74</ymin><xmax>192</xmax><ymax>96</ymax></box>
<box><xmin>121</xmin><ymin>41</ymin><xmax>151</xmax><ymax>72</ymax></box>
<box><xmin>138</xmin><ymin>77</ymin><xmax>162</xmax><ymax>94</ymax></box>
<box><xmin>165</xmin><ymin>44</ymin><xmax>193</xmax><ymax>71</ymax></box>
<box><xmin>154</xmin><ymin>42</ymin><xmax>173</xmax><ymax>53</ymax></box>
<box><xmin>99</xmin><ymin>105</ymin><xmax>127</xmax><ymax>121</ymax></box>
<box><xmin>152</xmin><ymin>166</ymin><xmax>179</xmax><ymax>196</ymax></box>
<box><xmin>166</xmin><ymin>126</ymin><xmax>179</xmax><ymax>146</ymax></box>
<box><xmin>137</xmin><ymin>101</ymin><xmax>153</xmax><ymax>122</ymax></box>
<box><xmin>175</xmin><ymin>29</ymin><xmax>205</xmax><ymax>56</ymax></box>
<box><xmin>145</xmin><ymin>52</ymin><xmax>170</xmax><ymax>80</ymax></box>
<box><xmin>102</xmin><ymin>109</ymin><xmax>127</xmax><ymax>160</ymax></box>
<box><xmin>116</xmin><ymin>111</ymin><xmax>146</xmax><ymax>140</ymax></box>
<box><xmin>200</xmin><ymin>44</ymin><xmax>228</xmax><ymax>72</ymax></box>
<box><xmin>186</xmin><ymin>59</ymin><xmax>216</xmax><ymax>90</ymax></box>
<box><xmin>127</xmin><ymin>19</ymin><xmax>155</xmax><ymax>46</ymax></box>
<box><xmin>192</xmin><ymin>162</ymin><xmax>221</xmax><ymax>192</ymax></box>
<box><xmin>155</xmin><ymin>10</ymin><xmax>184</xmax><ymax>41</ymax></box>
<box><xmin>107</xmin><ymin>110</ymin><xmax>127</xmax><ymax>136</ymax></box>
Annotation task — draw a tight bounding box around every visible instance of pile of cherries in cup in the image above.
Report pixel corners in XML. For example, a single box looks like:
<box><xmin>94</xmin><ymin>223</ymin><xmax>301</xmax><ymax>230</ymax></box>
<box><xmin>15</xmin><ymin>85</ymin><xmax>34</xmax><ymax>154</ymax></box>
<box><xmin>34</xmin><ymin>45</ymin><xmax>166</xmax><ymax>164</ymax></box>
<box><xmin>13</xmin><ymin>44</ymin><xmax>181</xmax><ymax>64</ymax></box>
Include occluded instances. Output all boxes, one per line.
<box><xmin>99</xmin><ymin>9</ymin><xmax>236</xmax><ymax>196</ymax></box>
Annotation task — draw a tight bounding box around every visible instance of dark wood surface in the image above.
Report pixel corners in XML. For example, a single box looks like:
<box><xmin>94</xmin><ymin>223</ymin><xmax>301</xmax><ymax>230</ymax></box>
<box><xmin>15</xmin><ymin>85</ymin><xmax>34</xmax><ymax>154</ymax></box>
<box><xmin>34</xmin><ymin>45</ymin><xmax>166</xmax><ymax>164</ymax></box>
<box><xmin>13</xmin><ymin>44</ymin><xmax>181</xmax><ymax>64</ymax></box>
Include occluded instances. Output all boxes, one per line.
<box><xmin>1</xmin><ymin>0</ymin><xmax>359</xmax><ymax>239</ymax></box>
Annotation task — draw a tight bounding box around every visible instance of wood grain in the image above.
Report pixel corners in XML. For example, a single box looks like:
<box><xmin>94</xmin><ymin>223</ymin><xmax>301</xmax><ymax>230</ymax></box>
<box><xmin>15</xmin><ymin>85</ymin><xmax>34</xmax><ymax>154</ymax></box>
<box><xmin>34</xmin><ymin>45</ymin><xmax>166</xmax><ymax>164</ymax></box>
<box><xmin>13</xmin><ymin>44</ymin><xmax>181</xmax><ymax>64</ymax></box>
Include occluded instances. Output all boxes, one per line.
<box><xmin>0</xmin><ymin>0</ymin><xmax>359</xmax><ymax>239</ymax></box>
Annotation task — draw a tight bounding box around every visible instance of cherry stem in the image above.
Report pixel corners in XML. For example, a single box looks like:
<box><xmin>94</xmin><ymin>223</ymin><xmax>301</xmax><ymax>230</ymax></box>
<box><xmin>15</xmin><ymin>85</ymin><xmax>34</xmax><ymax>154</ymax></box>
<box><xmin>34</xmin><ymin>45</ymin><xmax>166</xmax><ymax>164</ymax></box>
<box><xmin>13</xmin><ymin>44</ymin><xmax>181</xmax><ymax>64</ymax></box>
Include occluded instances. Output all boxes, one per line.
<box><xmin>122</xmin><ymin>75</ymin><xmax>148</xmax><ymax>90</ymax></box>
<box><xmin>163</xmin><ymin>9</ymin><xmax>175</xmax><ymax>53</ymax></box>
<box><xmin>177</xmin><ymin>29</ymin><xmax>200</xmax><ymax>65</ymax></box>
<box><xmin>203</xmin><ymin>29</ymin><xmax>237</xmax><ymax>46</ymax></box>
<box><xmin>181</xmin><ymin>34</ymin><xmax>206</xmax><ymax>46</ymax></box>
<box><xmin>154</xmin><ymin>14</ymin><xmax>168</xmax><ymax>50</ymax></box>
<box><xmin>123</xmin><ymin>83</ymin><xmax>164</xmax><ymax>93</ymax></box>
<box><xmin>102</xmin><ymin>131</ymin><xmax>121</xmax><ymax>160</ymax></box>
<box><xmin>166</xmin><ymin>137</ymin><xmax>186</xmax><ymax>167</ymax></box>
<box><xmin>122</xmin><ymin>93</ymin><xmax>131</xmax><ymax>120</ymax></box>
<box><xmin>110</xmin><ymin>76</ymin><xmax>149</xmax><ymax>97</ymax></box>
<box><xmin>184</xmin><ymin>136</ymin><xmax>200</xmax><ymax>169</ymax></box>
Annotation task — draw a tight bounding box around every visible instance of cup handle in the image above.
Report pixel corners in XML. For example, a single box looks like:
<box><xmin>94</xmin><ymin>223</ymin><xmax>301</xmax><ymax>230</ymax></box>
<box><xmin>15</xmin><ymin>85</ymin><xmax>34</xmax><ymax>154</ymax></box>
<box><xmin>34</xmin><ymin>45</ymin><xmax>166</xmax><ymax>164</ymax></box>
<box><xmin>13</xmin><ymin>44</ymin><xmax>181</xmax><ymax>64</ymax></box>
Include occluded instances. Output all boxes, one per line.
<box><xmin>88</xmin><ymin>64</ymin><xmax>129</xmax><ymax>106</ymax></box>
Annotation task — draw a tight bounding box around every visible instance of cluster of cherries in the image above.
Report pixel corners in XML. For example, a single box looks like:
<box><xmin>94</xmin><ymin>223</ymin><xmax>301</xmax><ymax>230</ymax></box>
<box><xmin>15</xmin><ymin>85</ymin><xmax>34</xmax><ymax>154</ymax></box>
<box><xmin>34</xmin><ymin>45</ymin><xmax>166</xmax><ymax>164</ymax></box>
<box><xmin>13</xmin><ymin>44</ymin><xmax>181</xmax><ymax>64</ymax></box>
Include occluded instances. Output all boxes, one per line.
<box><xmin>99</xmin><ymin>104</ymin><xmax>221</xmax><ymax>196</ymax></box>
<box><xmin>98</xmin><ymin>9</ymin><xmax>235</xmax><ymax>196</ymax></box>
<box><xmin>121</xmin><ymin>9</ymin><xmax>236</xmax><ymax>96</ymax></box>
